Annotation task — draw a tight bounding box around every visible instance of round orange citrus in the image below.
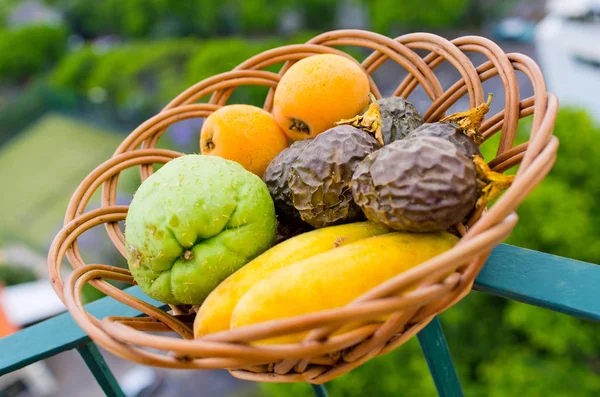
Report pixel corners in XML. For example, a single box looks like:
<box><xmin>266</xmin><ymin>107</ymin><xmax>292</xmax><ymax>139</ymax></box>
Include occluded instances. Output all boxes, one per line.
<box><xmin>200</xmin><ymin>104</ymin><xmax>289</xmax><ymax>177</ymax></box>
<box><xmin>272</xmin><ymin>53</ymin><xmax>371</xmax><ymax>141</ymax></box>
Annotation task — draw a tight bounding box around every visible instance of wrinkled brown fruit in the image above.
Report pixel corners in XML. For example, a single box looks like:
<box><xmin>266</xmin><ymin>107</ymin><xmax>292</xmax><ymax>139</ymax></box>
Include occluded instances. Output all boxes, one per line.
<box><xmin>407</xmin><ymin>122</ymin><xmax>481</xmax><ymax>158</ymax></box>
<box><xmin>263</xmin><ymin>139</ymin><xmax>312</xmax><ymax>225</ymax></box>
<box><xmin>352</xmin><ymin>137</ymin><xmax>477</xmax><ymax>232</ymax></box>
<box><xmin>289</xmin><ymin>125</ymin><xmax>381</xmax><ymax>228</ymax></box>
<box><xmin>336</xmin><ymin>94</ymin><xmax>424</xmax><ymax>145</ymax></box>
<box><xmin>377</xmin><ymin>96</ymin><xmax>424</xmax><ymax>143</ymax></box>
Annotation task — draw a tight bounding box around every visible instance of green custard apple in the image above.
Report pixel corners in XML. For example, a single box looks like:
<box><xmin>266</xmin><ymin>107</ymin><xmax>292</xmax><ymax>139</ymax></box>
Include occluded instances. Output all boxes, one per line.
<box><xmin>125</xmin><ymin>154</ymin><xmax>277</xmax><ymax>305</ymax></box>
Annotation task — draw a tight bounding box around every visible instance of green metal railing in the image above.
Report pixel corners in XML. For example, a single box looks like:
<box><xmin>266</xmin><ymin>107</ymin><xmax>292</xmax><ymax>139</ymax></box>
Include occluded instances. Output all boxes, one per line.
<box><xmin>1</xmin><ymin>243</ymin><xmax>599</xmax><ymax>396</ymax></box>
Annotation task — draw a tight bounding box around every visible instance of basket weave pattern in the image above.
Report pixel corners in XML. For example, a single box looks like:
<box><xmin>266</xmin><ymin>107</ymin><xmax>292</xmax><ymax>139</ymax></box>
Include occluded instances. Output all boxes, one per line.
<box><xmin>47</xmin><ymin>30</ymin><xmax>558</xmax><ymax>383</ymax></box>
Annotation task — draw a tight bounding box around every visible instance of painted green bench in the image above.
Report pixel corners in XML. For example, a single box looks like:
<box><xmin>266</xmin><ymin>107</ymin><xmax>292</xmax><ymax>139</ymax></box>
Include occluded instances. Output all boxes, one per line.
<box><xmin>1</xmin><ymin>243</ymin><xmax>598</xmax><ymax>397</ymax></box>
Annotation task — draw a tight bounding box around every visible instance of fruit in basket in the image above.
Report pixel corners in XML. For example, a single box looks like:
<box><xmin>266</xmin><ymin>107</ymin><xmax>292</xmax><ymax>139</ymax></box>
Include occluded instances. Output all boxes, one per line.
<box><xmin>351</xmin><ymin>137</ymin><xmax>477</xmax><ymax>232</ymax></box>
<box><xmin>336</xmin><ymin>94</ymin><xmax>423</xmax><ymax>145</ymax></box>
<box><xmin>288</xmin><ymin>125</ymin><xmax>381</xmax><ymax>228</ymax></box>
<box><xmin>263</xmin><ymin>139</ymin><xmax>312</xmax><ymax>225</ymax></box>
<box><xmin>335</xmin><ymin>93</ymin><xmax>384</xmax><ymax>145</ymax></box>
<box><xmin>377</xmin><ymin>96</ymin><xmax>424</xmax><ymax>143</ymax></box>
<box><xmin>272</xmin><ymin>53</ymin><xmax>371</xmax><ymax>140</ymax></box>
<box><xmin>200</xmin><ymin>104</ymin><xmax>289</xmax><ymax>177</ymax></box>
<box><xmin>230</xmin><ymin>231</ymin><xmax>459</xmax><ymax>344</ymax></box>
<box><xmin>124</xmin><ymin>155</ymin><xmax>277</xmax><ymax>305</ymax></box>
<box><xmin>193</xmin><ymin>221</ymin><xmax>391</xmax><ymax>338</ymax></box>
<box><xmin>406</xmin><ymin>122</ymin><xmax>481</xmax><ymax>158</ymax></box>
<box><xmin>439</xmin><ymin>93</ymin><xmax>493</xmax><ymax>144</ymax></box>
<box><xmin>472</xmin><ymin>154</ymin><xmax>516</xmax><ymax>210</ymax></box>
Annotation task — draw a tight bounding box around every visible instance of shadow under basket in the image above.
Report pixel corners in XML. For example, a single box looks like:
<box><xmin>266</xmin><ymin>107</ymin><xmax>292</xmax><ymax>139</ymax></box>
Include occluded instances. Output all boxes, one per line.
<box><xmin>47</xmin><ymin>29</ymin><xmax>559</xmax><ymax>384</ymax></box>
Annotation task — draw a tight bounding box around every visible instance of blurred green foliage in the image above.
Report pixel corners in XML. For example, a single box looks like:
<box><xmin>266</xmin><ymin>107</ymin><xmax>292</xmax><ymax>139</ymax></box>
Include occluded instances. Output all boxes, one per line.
<box><xmin>0</xmin><ymin>114</ymin><xmax>135</xmax><ymax>250</ymax></box>
<box><xmin>0</xmin><ymin>80</ymin><xmax>78</xmax><ymax>145</ymax></box>
<box><xmin>263</xmin><ymin>337</ymin><xmax>439</xmax><ymax>397</ymax></box>
<box><xmin>42</xmin><ymin>0</ymin><xmax>500</xmax><ymax>40</ymax></box>
<box><xmin>50</xmin><ymin>39</ymin><xmax>199</xmax><ymax>116</ymax></box>
<box><xmin>49</xmin><ymin>38</ymin><xmax>262</xmax><ymax>118</ymax></box>
<box><xmin>43</xmin><ymin>0</ymin><xmax>337</xmax><ymax>39</ymax></box>
<box><xmin>43</xmin><ymin>0</ymin><xmax>221</xmax><ymax>38</ymax></box>
<box><xmin>0</xmin><ymin>0</ymin><xmax>17</xmax><ymax>26</ymax></box>
<box><xmin>261</xmin><ymin>109</ymin><xmax>600</xmax><ymax>396</ymax></box>
<box><xmin>360</xmin><ymin>0</ymin><xmax>470</xmax><ymax>33</ymax></box>
<box><xmin>237</xmin><ymin>0</ymin><xmax>279</xmax><ymax>35</ymax></box>
<box><xmin>0</xmin><ymin>264</ymin><xmax>37</xmax><ymax>286</ymax></box>
<box><xmin>504</xmin><ymin>109</ymin><xmax>600</xmax><ymax>264</ymax></box>
<box><xmin>0</xmin><ymin>25</ymin><xmax>68</xmax><ymax>83</ymax></box>
<box><xmin>186</xmin><ymin>32</ymin><xmax>330</xmax><ymax>106</ymax></box>
<box><xmin>48</xmin><ymin>32</ymin><xmax>331</xmax><ymax>119</ymax></box>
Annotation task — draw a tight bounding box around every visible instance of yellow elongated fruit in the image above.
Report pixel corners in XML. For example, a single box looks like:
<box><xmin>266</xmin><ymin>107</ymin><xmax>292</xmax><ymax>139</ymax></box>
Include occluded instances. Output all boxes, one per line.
<box><xmin>193</xmin><ymin>221</ymin><xmax>392</xmax><ymax>338</ymax></box>
<box><xmin>231</xmin><ymin>231</ymin><xmax>458</xmax><ymax>344</ymax></box>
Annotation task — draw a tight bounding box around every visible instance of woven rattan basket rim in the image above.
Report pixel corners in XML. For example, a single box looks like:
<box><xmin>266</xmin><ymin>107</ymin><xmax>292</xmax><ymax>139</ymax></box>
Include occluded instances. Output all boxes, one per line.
<box><xmin>47</xmin><ymin>29</ymin><xmax>559</xmax><ymax>383</ymax></box>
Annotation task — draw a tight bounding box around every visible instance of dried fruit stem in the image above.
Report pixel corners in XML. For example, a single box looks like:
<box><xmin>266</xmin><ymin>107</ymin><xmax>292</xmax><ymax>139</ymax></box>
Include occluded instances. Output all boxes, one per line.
<box><xmin>290</xmin><ymin>118</ymin><xmax>310</xmax><ymax>134</ymax></box>
<box><xmin>204</xmin><ymin>137</ymin><xmax>215</xmax><ymax>151</ymax></box>
<box><xmin>335</xmin><ymin>93</ymin><xmax>384</xmax><ymax>145</ymax></box>
<box><xmin>473</xmin><ymin>154</ymin><xmax>515</xmax><ymax>209</ymax></box>
<box><xmin>441</xmin><ymin>93</ymin><xmax>493</xmax><ymax>144</ymax></box>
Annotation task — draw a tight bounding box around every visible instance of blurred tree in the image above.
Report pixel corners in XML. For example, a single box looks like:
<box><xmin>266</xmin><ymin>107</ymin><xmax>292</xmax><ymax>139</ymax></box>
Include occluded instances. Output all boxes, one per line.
<box><xmin>44</xmin><ymin>0</ymin><xmax>244</xmax><ymax>38</ymax></box>
<box><xmin>49</xmin><ymin>46</ymin><xmax>99</xmax><ymax>93</ymax></box>
<box><xmin>505</xmin><ymin>108</ymin><xmax>600</xmax><ymax>264</ymax></box>
<box><xmin>236</xmin><ymin>0</ymin><xmax>279</xmax><ymax>35</ymax></box>
<box><xmin>48</xmin><ymin>33</ymin><xmax>324</xmax><ymax>122</ymax></box>
<box><xmin>479</xmin><ymin>346</ymin><xmax>600</xmax><ymax>396</ymax></box>
<box><xmin>262</xmin><ymin>338</ymin><xmax>438</xmax><ymax>397</ymax></box>
<box><xmin>44</xmin><ymin>0</ymin><xmax>351</xmax><ymax>39</ymax></box>
<box><xmin>464</xmin><ymin>0</ymin><xmax>520</xmax><ymax>26</ymax></box>
<box><xmin>0</xmin><ymin>24</ymin><xmax>68</xmax><ymax>83</ymax></box>
<box><xmin>0</xmin><ymin>0</ymin><xmax>22</xmax><ymax>26</ymax></box>
<box><xmin>0</xmin><ymin>0</ymin><xmax>14</xmax><ymax>25</ymax></box>
<box><xmin>49</xmin><ymin>39</ymin><xmax>200</xmax><ymax>120</ymax></box>
<box><xmin>0</xmin><ymin>80</ymin><xmax>78</xmax><ymax>145</ymax></box>
<box><xmin>162</xmin><ymin>1</ymin><xmax>226</xmax><ymax>37</ymax></box>
<box><xmin>360</xmin><ymin>0</ymin><xmax>470</xmax><ymax>34</ymax></box>
<box><xmin>41</xmin><ymin>0</ymin><xmax>523</xmax><ymax>40</ymax></box>
<box><xmin>47</xmin><ymin>0</ymin><xmax>176</xmax><ymax>38</ymax></box>
<box><xmin>296</xmin><ymin>0</ymin><xmax>337</xmax><ymax>31</ymax></box>
<box><xmin>0</xmin><ymin>264</ymin><xmax>37</xmax><ymax>286</ymax></box>
<box><xmin>186</xmin><ymin>37</ymin><xmax>273</xmax><ymax>106</ymax></box>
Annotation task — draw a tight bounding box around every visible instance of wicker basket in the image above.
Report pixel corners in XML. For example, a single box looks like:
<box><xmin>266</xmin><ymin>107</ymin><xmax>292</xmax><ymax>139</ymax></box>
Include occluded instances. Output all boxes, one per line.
<box><xmin>47</xmin><ymin>29</ymin><xmax>558</xmax><ymax>384</ymax></box>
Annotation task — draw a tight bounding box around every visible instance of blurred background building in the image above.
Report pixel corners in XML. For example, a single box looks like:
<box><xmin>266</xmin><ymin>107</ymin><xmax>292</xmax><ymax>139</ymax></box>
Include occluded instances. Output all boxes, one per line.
<box><xmin>1</xmin><ymin>0</ymin><xmax>599</xmax><ymax>396</ymax></box>
<box><xmin>536</xmin><ymin>0</ymin><xmax>600</xmax><ymax>118</ymax></box>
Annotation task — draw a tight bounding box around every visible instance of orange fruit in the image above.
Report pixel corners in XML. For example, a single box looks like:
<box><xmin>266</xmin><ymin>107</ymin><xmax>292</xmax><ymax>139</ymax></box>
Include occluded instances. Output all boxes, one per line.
<box><xmin>200</xmin><ymin>104</ymin><xmax>289</xmax><ymax>177</ymax></box>
<box><xmin>273</xmin><ymin>53</ymin><xmax>371</xmax><ymax>141</ymax></box>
